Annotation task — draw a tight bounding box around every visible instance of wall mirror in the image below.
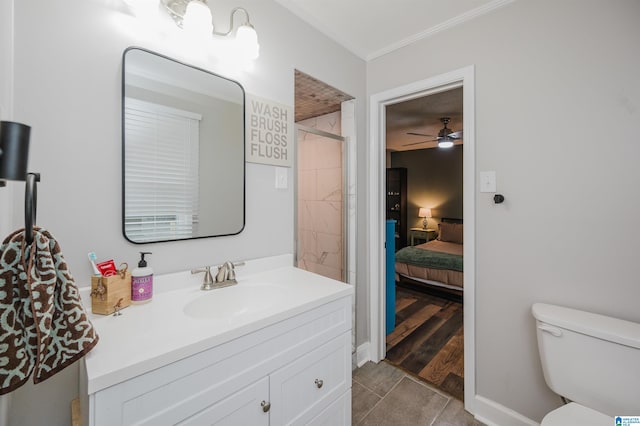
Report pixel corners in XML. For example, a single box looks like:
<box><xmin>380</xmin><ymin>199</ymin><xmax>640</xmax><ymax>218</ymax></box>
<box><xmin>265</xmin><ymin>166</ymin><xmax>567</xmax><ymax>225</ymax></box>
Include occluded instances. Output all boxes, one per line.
<box><xmin>122</xmin><ymin>47</ymin><xmax>245</xmax><ymax>244</ymax></box>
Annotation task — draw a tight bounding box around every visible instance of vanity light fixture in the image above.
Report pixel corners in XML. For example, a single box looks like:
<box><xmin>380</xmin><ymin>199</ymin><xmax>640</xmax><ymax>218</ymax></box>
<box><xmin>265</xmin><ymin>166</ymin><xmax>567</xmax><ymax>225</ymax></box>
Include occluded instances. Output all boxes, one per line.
<box><xmin>418</xmin><ymin>208</ymin><xmax>432</xmax><ymax>229</ymax></box>
<box><xmin>161</xmin><ymin>0</ymin><xmax>260</xmax><ymax>59</ymax></box>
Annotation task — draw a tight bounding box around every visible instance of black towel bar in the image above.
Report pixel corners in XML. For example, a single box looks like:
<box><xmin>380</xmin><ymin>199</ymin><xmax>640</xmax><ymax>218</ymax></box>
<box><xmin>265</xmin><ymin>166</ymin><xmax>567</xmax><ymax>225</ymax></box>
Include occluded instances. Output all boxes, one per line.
<box><xmin>25</xmin><ymin>172</ymin><xmax>40</xmax><ymax>245</ymax></box>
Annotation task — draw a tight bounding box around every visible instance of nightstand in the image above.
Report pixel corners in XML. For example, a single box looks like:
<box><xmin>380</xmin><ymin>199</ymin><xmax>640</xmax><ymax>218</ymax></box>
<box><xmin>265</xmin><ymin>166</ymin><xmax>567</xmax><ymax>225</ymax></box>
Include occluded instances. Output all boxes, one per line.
<box><xmin>409</xmin><ymin>227</ymin><xmax>437</xmax><ymax>246</ymax></box>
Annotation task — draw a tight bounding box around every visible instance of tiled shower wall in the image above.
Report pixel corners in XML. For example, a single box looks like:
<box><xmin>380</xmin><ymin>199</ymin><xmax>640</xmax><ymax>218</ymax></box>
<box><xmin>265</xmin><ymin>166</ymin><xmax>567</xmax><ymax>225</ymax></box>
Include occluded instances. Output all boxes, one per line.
<box><xmin>297</xmin><ymin>111</ymin><xmax>344</xmax><ymax>282</ymax></box>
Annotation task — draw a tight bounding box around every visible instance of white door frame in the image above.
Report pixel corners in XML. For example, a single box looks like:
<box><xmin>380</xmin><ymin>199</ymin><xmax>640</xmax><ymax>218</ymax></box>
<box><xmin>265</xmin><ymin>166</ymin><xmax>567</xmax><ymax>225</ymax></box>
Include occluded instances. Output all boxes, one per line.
<box><xmin>367</xmin><ymin>65</ymin><xmax>476</xmax><ymax>412</ymax></box>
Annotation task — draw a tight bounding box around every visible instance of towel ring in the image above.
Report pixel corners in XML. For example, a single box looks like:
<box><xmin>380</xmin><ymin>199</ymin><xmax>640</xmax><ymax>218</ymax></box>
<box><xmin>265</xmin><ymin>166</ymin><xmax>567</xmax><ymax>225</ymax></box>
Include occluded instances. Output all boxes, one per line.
<box><xmin>25</xmin><ymin>172</ymin><xmax>40</xmax><ymax>245</ymax></box>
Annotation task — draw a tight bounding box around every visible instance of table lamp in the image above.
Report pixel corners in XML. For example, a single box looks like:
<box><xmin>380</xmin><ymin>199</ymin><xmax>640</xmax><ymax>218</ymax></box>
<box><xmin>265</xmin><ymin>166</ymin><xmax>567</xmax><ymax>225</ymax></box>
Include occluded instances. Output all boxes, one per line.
<box><xmin>418</xmin><ymin>208</ymin><xmax>432</xmax><ymax>229</ymax></box>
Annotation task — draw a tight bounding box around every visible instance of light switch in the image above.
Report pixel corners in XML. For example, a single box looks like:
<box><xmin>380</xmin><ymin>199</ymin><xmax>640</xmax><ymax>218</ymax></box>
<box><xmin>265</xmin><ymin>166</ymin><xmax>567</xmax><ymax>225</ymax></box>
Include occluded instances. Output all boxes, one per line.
<box><xmin>275</xmin><ymin>167</ymin><xmax>288</xmax><ymax>189</ymax></box>
<box><xmin>480</xmin><ymin>171</ymin><xmax>496</xmax><ymax>193</ymax></box>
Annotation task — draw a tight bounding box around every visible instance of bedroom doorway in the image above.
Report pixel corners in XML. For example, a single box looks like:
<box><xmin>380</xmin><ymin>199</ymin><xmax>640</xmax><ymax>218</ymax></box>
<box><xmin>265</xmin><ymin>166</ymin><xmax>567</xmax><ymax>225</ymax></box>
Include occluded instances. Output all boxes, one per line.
<box><xmin>368</xmin><ymin>66</ymin><xmax>476</xmax><ymax>411</ymax></box>
<box><xmin>383</xmin><ymin>88</ymin><xmax>465</xmax><ymax>400</ymax></box>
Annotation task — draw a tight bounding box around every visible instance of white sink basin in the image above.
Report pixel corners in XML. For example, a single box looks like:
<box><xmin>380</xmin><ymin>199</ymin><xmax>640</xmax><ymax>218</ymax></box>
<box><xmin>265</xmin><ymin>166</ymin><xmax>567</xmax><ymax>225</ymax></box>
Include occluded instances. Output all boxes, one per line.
<box><xmin>183</xmin><ymin>283</ymin><xmax>289</xmax><ymax>320</ymax></box>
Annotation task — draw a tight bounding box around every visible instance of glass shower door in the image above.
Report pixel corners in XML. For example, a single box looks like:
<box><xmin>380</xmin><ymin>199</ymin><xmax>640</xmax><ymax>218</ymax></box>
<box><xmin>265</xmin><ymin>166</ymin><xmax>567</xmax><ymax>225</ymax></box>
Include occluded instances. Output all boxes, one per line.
<box><xmin>295</xmin><ymin>125</ymin><xmax>347</xmax><ymax>283</ymax></box>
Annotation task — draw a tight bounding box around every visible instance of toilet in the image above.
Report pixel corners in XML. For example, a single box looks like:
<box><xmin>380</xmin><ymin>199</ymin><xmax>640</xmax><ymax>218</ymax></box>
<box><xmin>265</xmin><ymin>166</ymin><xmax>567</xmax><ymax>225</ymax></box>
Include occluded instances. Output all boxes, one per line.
<box><xmin>532</xmin><ymin>303</ymin><xmax>640</xmax><ymax>425</ymax></box>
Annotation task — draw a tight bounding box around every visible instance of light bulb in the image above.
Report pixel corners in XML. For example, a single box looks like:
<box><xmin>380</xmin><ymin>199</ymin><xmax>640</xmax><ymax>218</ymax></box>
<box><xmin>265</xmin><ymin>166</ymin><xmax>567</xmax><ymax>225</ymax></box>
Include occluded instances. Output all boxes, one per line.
<box><xmin>182</xmin><ymin>0</ymin><xmax>213</xmax><ymax>38</ymax></box>
<box><xmin>438</xmin><ymin>137</ymin><xmax>454</xmax><ymax>148</ymax></box>
<box><xmin>235</xmin><ymin>24</ymin><xmax>260</xmax><ymax>60</ymax></box>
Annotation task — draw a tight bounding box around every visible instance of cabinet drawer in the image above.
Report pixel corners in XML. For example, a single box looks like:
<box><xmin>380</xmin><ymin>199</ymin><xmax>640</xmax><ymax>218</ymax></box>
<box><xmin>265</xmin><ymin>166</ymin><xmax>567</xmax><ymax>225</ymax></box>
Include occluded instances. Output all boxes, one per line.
<box><xmin>178</xmin><ymin>377</ymin><xmax>269</xmax><ymax>426</ymax></box>
<box><xmin>307</xmin><ymin>389</ymin><xmax>351</xmax><ymax>426</ymax></box>
<box><xmin>269</xmin><ymin>332</ymin><xmax>351</xmax><ymax>425</ymax></box>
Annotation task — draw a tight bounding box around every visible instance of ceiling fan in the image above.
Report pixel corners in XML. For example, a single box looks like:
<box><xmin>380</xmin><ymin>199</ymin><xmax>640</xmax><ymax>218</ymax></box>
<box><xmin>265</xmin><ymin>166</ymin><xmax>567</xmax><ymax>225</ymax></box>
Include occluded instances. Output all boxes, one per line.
<box><xmin>404</xmin><ymin>117</ymin><xmax>463</xmax><ymax>148</ymax></box>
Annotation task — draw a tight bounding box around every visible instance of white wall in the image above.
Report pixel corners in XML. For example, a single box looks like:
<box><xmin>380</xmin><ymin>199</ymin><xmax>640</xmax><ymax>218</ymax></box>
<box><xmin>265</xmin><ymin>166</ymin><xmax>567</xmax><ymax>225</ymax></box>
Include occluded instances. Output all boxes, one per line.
<box><xmin>0</xmin><ymin>0</ymin><xmax>15</xmax><ymax>240</ymax></box>
<box><xmin>0</xmin><ymin>3</ymin><xmax>16</xmax><ymax>425</ymax></box>
<box><xmin>8</xmin><ymin>1</ymin><xmax>365</xmax><ymax>424</ymax></box>
<box><xmin>368</xmin><ymin>0</ymin><xmax>640</xmax><ymax>421</ymax></box>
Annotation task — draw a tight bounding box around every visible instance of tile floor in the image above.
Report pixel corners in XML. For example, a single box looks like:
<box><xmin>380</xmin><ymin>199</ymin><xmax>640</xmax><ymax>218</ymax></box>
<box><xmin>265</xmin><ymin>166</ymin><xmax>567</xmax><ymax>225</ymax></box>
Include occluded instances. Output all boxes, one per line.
<box><xmin>352</xmin><ymin>361</ymin><xmax>485</xmax><ymax>426</ymax></box>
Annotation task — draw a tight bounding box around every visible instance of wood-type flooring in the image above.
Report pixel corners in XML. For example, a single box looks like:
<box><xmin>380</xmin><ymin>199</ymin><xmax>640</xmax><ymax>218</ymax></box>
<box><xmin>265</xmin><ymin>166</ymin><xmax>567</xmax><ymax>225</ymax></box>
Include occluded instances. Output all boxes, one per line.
<box><xmin>385</xmin><ymin>283</ymin><xmax>464</xmax><ymax>401</ymax></box>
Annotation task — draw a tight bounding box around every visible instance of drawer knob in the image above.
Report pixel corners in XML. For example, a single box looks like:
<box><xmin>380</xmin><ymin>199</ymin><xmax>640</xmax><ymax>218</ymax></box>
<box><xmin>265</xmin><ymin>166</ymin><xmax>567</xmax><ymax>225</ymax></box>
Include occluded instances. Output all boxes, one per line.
<box><xmin>314</xmin><ymin>379</ymin><xmax>324</xmax><ymax>389</ymax></box>
<box><xmin>261</xmin><ymin>400</ymin><xmax>271</xmax><ymax>413</ymax></box>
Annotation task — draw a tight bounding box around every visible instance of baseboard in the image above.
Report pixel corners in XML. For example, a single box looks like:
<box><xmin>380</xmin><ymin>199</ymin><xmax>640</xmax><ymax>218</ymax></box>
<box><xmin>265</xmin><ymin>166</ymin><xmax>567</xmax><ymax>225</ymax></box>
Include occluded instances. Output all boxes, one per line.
<box><xmin>354</xmin><ymin>342</ymin><xmax>370</xmax><ymax>368</ymax></box>
<box><xmin>474</xmin><ymin>395</ymin><xmax>539</xmax><ymax>426</ymax></box>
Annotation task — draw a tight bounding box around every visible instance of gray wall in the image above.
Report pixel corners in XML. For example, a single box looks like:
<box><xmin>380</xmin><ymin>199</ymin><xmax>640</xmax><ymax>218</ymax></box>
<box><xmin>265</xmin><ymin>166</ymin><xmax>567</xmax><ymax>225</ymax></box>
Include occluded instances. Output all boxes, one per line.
<box><xmin>391</xmin><ymin>145</ymin><xmax>463</xmax><ymax>234</ymax></box>
<box><xmin>6</xmin><ymin>1</ymin><xmax>366</xmax><ymax>425</ymax></box>
<box><xmin>368</xmin><ymin>0</ymin><xmax>640</xmax><ymax>421</ymax></box>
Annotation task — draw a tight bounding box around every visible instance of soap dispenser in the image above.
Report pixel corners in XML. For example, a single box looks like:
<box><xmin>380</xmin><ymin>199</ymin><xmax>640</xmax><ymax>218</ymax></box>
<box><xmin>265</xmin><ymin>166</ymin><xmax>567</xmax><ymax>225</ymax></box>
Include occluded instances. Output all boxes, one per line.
<box><xmin>131</xmin><ymin>251</ymin><xmax>153</xmax><ymax>304</ymax></box>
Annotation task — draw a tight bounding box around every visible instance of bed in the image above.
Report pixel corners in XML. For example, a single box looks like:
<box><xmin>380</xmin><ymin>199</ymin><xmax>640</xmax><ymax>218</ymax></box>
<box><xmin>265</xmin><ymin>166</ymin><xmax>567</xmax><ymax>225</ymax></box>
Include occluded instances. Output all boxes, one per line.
<box><xmin>395</xmin><ymin>219</ymin><xmax>463</xmax><ymax>296</ymax></box>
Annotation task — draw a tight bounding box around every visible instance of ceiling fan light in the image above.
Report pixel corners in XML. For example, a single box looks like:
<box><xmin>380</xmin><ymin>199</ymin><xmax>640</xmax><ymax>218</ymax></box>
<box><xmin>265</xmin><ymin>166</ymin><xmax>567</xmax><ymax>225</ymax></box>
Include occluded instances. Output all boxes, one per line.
<box><xmin>438</xmin><ymin>137</ymin><xmax>454</xmax><ymax>148</ymax></box>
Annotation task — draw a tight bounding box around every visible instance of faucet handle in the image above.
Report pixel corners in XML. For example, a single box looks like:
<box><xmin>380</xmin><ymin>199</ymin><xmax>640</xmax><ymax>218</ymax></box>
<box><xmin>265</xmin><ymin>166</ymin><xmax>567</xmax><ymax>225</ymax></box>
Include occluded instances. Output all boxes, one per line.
<box><xmin>229</xmin><ymin>261</ymin><xmax>245</xmax><ymax>280</ymax></box>
<box><xmin>224</xmin><ymin>261</ymin><xmax>236</xmax><ymax>281</ymax></box>
<box><xmin>191</xmin><ymin>267</ymin><xmax>214</xmax><ymax>290</ymax></box>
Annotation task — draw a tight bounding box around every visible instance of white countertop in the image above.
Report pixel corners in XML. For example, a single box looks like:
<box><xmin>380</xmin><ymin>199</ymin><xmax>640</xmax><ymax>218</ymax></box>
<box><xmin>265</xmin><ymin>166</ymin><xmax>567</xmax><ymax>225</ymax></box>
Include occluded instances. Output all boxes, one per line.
<box><xmin>81</xmin><ymin>255</ymin><xmax>353</xmax><ymax>394</ymax></box>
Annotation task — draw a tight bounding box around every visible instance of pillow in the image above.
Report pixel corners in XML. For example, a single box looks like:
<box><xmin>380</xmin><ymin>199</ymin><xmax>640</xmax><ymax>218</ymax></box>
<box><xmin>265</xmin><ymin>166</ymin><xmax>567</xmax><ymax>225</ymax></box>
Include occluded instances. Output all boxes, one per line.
<box><xmin>438</xmin><ymin>222</ymin><xmax>463</xmax><ymax>244</ymax></box>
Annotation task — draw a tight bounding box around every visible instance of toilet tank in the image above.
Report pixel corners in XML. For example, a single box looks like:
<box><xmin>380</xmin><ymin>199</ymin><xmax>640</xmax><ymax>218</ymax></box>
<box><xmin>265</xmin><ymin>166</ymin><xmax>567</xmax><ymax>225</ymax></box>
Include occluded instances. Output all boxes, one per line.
<box><xmin>532</xmin><ymin>303</ymin><xmax>640</xmax><ymax>415</ymax></box>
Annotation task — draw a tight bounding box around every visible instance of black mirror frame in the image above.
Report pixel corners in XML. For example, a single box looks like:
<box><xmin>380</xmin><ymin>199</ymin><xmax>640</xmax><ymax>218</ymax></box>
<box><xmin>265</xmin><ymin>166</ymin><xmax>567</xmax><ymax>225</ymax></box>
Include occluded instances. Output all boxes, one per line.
<box><xmin>121</xmin><ymin>46</ymin><xmax>246</xmax><ymax>244</ymax></box>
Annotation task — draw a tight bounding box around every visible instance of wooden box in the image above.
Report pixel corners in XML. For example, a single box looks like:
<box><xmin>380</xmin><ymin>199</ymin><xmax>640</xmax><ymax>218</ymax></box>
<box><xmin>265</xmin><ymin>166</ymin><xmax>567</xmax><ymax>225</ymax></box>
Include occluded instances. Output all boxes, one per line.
<box><xmin>90</xmin><ymin>272</ymin><xmax>131</xmax><ymax>315</ymax></box>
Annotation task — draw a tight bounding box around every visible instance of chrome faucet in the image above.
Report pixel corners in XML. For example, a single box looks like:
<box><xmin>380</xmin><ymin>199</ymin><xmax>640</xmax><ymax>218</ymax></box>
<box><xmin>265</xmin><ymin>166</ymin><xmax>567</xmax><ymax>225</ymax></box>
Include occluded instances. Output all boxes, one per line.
<box><xmin>191</xmin><ymin>261</ymin><xmax>244</xmax><ymax>291</ymax></box>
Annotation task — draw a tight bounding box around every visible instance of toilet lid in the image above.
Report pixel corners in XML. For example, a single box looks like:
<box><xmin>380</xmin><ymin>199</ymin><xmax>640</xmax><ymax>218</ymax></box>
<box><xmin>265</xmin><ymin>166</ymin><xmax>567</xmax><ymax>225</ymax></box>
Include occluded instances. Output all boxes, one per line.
<box><xmin>541</xmin><ymin>403</ymin><xmax>612</xmax><ymax>426</ymax></box>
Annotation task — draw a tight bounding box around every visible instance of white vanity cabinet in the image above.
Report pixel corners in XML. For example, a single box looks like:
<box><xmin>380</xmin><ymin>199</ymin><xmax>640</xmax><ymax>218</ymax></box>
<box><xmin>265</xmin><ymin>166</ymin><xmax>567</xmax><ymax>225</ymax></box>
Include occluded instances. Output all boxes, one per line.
<box><xmin>81</xmin><ymin>295</ymin><xmax>352</xmax><ymax>426</ymax></box>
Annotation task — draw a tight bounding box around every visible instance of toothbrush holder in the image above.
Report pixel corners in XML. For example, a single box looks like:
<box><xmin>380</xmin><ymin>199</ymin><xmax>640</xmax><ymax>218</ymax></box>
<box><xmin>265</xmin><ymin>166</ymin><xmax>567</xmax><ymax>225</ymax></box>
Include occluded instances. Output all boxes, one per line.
<box><xmin>90</xmin><ymin>272</ymin><xmax>132</xmax><ymax>315</ymax></box>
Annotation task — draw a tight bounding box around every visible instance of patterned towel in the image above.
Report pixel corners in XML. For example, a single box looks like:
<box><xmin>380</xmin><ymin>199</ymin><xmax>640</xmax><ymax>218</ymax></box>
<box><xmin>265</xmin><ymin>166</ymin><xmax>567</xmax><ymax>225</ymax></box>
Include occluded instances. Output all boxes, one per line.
<box><xmin>0</xmin><ymin>227</ymin><xmax>99</xmax><ymax>395</ymax></box>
